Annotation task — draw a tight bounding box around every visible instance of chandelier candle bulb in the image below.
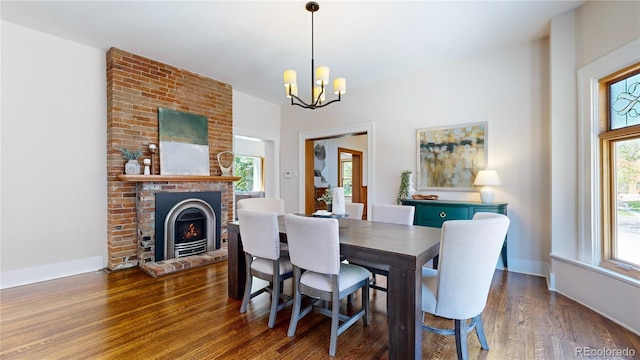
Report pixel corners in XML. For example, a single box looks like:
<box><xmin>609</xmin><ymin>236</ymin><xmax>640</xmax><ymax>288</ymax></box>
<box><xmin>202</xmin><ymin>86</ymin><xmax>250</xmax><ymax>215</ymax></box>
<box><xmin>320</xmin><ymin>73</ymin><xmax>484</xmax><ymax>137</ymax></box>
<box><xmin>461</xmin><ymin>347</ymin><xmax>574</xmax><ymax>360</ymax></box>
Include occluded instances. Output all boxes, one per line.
<box><xmin>334</xmin><ymin>78</ymin><xmax>346</xmax><ymax>94</ymax></box>
<box><xmin>314</xmin><ymin>86</ymin><xmax>325</xmax><ymax>102</ymax></box>
<box><xmin>315</xmin><ymin>66</ymin><xmax>330</xmax><ymax>85</ymax></box>
<box><xmin>284</xmin><ymin>70</ymin><xmax>297</xmax><ymax>86</ymax></box>
<box><xmin>285</xmin><ymin>84</ymin><xmax>298</xmax><ymax>98</ymax></box>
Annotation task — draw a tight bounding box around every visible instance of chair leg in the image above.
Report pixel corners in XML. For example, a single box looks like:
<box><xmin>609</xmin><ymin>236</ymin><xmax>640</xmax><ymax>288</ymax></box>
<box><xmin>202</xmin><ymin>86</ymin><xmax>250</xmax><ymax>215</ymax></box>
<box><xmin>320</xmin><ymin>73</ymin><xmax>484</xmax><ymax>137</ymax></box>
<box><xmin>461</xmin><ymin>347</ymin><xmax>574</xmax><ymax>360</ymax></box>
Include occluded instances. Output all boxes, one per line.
<box><xmin>268</xmin><ymin>274</ymin><xmax>280</xmax><ymax>328</ymax></box>
<box><xmin>454</xmin><ymin>319</ymin><xmax>469</xmax><ymax>360</ymax></box>
<box><xmin>287</xmin><ymin>268</ymin><xmax>302</xmax><ymax>337</ymax></box>
<box><xmin>240</xmin><ymin>255</ymin><xmax>253</xmax><ymax>313</ymax></box>
<box><xmin>362</xmin><ymin>282</ymin><xmax>369</xmax><ymax>326</ymax></box>
<box><xmin>474</xmin><ymin>314</ymin><xmax>489</xmax><ymax>350</ymax></box>
<box><xmin>329</xmin><ymin>290</ymin><xmax>340</xmax><ymax>356</ymax></box>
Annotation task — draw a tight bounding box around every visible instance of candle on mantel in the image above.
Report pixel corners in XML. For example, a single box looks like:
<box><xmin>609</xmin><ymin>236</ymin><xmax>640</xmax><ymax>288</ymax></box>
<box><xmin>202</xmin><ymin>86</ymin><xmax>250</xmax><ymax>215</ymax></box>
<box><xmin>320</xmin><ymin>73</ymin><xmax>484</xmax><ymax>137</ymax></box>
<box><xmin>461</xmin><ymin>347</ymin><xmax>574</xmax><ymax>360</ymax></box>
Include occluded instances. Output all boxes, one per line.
<box><xmin>148</xmin><ymin>144</ymin><xmax>157</xmax><ymax>175</ymax></box>
<box><xmin>143</xmin><ymin>158</ymin><xmax>151</xmax><ymax>175</ymax></box>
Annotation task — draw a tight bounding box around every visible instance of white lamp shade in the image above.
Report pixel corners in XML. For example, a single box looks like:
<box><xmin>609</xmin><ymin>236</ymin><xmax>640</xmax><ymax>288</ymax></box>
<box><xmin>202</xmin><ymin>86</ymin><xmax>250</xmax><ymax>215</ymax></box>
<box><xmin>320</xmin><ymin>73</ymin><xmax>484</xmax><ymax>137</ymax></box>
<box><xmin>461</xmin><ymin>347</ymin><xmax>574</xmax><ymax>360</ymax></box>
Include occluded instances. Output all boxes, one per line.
<box><xmin>283</xmin><ymin>69</ymin><xmax>297</xmax><ymax>86</ymax></box>
<box><xmin>333</xmin><ymin>77</ymin><xmax>346</xmax><ymax>95</ymax></box>
<box><xmin>473</xmin><ymin>170</ymin><xmax>501</xmax><ymax>186</ymax></box>
<box><xmin>315</xmin><ymin>66</ymin><xmax>330</xmax><ymax>85</ymax></box>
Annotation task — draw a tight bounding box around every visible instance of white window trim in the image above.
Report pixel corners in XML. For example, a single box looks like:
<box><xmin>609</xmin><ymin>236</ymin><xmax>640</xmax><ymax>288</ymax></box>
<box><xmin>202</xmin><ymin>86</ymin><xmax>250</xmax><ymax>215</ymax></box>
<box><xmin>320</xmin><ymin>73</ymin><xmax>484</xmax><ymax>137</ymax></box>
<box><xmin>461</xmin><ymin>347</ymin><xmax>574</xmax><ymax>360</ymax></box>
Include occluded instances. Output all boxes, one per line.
<box><xmin>577</xmin><ymin>39</ymin><xmax>640</xmax><ymax>265</ymax></box>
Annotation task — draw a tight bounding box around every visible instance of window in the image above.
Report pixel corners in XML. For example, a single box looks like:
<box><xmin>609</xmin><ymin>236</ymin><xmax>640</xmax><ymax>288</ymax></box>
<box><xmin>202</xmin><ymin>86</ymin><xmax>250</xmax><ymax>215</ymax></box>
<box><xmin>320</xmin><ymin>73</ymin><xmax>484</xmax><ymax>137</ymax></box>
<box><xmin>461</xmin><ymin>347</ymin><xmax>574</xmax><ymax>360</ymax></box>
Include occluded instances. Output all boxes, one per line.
<box><xmin>234</xmin><ymin>155</ymin><xmax>263</xmax><ymax>192</ymax></box>
<box><xmin>340</xmin><ymin>159</ymin><xmax>352</xmax><ymax>197</ymax></box>
<box><xmin>599</xmin><ymin>62</ymin><xmax>640</xmax><ymax>278</ymax></box>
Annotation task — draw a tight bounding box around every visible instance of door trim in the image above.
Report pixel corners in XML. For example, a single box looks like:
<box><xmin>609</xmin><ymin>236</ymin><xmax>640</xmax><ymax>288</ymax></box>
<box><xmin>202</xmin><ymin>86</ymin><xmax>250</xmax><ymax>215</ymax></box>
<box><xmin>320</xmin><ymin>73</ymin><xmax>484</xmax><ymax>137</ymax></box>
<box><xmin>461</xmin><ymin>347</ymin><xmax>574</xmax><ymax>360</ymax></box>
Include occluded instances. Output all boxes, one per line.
<box><xmin>298</xmin><ymin>123</ymin><xmax>375</xmax><ymax>216</ymax></box>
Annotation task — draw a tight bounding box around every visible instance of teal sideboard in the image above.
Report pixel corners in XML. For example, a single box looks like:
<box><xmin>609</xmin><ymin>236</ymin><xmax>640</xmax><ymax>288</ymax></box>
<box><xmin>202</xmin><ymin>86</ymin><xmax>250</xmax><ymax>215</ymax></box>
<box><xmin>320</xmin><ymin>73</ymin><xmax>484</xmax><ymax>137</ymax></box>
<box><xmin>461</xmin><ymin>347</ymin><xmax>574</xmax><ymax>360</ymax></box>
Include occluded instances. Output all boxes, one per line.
<box><xmin>401</xmin><ymin>199</ymin><xmax>509</xmax><ymax>267</ymax></box>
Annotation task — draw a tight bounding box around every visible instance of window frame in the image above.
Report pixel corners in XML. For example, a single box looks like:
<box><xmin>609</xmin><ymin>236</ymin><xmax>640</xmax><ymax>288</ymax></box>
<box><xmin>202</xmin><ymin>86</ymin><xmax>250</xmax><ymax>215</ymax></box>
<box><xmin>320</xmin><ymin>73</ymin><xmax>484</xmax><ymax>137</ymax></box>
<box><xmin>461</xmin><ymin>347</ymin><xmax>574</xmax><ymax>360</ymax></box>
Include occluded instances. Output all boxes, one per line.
<box><xmin>339</xmin><ymin>159</ymin><xmax>353</xmax><ymax>197</ymax></box>
<box><xmin>598</xmin><ymin>61</ymin><xmax>640</xmax><ymax>279</ymax></box>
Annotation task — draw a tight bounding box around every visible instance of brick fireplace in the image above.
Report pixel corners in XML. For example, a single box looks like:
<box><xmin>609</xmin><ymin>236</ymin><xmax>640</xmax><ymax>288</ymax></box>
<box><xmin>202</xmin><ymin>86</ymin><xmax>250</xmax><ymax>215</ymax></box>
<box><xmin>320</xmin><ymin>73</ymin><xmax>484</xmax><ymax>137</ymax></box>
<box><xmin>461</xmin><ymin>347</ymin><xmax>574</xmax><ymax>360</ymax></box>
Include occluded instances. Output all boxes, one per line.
<box><xmin>106</xmin><ymin>47</ymin><xmax>234</xmax><ymax>275</ymax></box>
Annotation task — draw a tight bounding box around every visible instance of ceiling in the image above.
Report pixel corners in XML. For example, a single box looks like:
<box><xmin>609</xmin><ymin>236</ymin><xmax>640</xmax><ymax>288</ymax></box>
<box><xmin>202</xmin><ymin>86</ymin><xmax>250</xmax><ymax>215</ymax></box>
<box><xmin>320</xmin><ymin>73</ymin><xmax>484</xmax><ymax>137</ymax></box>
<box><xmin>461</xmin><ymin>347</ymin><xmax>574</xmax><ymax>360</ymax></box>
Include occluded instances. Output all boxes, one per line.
<box><xmin>1</xmin><ymin>1</ymin><xmax>585</xmax><ymax>105</ymax></box>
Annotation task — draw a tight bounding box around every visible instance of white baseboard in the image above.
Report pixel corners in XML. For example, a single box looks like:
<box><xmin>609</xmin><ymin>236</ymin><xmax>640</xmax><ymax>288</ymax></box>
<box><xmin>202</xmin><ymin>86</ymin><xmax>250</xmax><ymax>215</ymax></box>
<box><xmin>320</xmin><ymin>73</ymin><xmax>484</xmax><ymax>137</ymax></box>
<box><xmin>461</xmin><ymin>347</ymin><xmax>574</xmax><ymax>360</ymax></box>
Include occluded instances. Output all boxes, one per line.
<box><xmin>500</xmin><ymin>257</ymin><xmax>548</xmax><ymax>277</ymax></box>
<box><xmin>0</xmin><ymin>256</ymin><xmax>104</xmax><ymax>289</ymax></box>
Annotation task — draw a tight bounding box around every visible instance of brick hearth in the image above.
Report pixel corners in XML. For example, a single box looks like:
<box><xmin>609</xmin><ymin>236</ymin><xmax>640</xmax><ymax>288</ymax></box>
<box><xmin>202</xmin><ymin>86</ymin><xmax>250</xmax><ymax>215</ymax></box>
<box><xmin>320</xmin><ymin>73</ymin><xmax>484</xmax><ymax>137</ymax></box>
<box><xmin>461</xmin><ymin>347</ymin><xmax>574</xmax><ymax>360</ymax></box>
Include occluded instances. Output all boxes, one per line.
<box><xmin>106</xmin><ymin>47</ymin><xmax>234</xmax><ymax>273</ymax></box>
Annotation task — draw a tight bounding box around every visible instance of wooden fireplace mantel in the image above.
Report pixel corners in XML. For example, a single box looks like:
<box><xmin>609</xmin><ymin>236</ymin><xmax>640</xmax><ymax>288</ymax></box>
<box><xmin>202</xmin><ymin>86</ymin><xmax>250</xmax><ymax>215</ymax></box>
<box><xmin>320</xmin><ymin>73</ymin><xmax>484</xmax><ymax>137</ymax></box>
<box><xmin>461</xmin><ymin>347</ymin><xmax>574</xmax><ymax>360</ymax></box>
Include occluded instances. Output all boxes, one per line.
<box><xmin>117</xmin><ymin>174</ymin><xmax>241</xmax><ymax>182</ymax></box>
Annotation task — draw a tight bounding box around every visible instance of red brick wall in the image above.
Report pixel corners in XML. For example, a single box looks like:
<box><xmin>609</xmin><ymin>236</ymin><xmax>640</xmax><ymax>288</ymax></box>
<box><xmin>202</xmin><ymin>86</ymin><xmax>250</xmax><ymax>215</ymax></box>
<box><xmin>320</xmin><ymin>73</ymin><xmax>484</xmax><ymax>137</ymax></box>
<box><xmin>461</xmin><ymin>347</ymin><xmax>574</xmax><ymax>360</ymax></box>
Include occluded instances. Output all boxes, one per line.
<box><xmin>106</xmin><ymin>47</ymin><xmax>233</xmax><ymax>271</ymax></box>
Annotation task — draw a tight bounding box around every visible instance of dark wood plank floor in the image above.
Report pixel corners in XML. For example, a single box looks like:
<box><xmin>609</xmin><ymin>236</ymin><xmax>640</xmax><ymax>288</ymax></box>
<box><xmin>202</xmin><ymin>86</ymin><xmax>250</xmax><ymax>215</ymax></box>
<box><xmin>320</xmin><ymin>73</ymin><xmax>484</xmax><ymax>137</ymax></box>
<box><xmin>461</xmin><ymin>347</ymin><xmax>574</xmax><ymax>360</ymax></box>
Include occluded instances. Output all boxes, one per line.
<box><xmin>1</xmin><ymin>261</ymin><xmax>638</xmax><ymax>359</ymax></box>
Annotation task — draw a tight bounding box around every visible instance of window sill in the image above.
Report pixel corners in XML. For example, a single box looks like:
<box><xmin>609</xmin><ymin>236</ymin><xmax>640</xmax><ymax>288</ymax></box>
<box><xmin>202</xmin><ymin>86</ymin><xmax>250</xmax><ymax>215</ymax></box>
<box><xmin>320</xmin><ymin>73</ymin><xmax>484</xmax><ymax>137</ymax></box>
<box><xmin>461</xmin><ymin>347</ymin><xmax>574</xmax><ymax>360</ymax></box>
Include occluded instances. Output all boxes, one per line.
<box><xmin>600</xmin><ymin>259</ymin><xmax>640</xmax><ymax>281</ymax></box>
<box><xmin>550</xmin><ymin>254</ymin><xmax>640</xmax><ymax>288</ymax></box>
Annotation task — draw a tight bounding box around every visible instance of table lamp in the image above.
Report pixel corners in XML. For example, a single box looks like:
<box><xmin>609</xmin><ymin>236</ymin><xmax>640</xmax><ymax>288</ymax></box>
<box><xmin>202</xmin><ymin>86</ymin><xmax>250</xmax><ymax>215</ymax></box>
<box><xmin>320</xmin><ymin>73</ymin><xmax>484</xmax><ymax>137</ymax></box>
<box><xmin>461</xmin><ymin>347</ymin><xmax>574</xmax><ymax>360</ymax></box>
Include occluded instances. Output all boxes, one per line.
<box><xmin>473</xmin><ymin>170</ymin><xmax>501</xmax><ymax>203</ymax></box>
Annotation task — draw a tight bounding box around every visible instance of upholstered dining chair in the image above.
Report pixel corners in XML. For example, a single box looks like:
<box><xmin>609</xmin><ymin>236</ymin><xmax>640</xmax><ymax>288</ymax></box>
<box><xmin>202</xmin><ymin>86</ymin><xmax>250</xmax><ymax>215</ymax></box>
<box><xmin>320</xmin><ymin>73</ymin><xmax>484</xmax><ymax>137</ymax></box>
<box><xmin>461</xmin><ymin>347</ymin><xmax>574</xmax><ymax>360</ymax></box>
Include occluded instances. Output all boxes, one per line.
<box><xmin>347</xmin><ymin>204</ymin><xmax>415</xmax><ymax>292</ymax></box>
<box><xmin>237</xmin><ymin>197</ymin><xmax>285</xmax><ymax>215</ymax></box>
<box><xmin>344</xmin><ymin>202</ymin><xmax>364</xmax><ymax>220</ymax></box>
<box><xmin>421</xmin><ymin>212</ymin><xmax>510</xmax><ymax>360</ymax></box>
<box><xmin>237</xmin><ymin>197</ymin><xmax>288</xmax><ymax>255</ymax></box>
<box><xmin>284</xmin><ymin>214</ymin><xmax>370</xmax><ymax>357</ymax></box>
<box><xmin>237</xmin><ymin>209</ymin><xmax>293</xmax><ymax>328</ymax></box>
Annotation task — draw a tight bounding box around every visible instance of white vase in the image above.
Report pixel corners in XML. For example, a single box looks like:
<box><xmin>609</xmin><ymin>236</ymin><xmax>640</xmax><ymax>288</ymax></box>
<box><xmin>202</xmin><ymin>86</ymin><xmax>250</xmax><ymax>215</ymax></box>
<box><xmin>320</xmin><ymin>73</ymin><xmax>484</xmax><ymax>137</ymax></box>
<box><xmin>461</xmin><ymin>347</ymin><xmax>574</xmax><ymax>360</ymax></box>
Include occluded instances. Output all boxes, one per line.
<box><xmin>408</xmin><ymin>173</ymin><xmax>417</xmax><ymax>197</ymax></box>
<box><xmin>124</xmin><ymin>159</ymin><xmax>141</xmax><ymax>175</ymax></box>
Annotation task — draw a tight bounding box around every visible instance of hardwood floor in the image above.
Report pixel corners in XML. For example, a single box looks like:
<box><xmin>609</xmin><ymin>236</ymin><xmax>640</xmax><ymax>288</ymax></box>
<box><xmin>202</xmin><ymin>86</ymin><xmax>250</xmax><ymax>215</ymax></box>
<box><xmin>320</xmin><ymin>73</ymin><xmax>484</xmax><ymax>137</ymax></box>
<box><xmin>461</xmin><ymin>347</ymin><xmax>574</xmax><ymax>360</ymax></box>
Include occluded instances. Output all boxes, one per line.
<box><xmin>1</xmin><ymin>261</ymin><xmax>638</xmax><ymax>359</ymax></box>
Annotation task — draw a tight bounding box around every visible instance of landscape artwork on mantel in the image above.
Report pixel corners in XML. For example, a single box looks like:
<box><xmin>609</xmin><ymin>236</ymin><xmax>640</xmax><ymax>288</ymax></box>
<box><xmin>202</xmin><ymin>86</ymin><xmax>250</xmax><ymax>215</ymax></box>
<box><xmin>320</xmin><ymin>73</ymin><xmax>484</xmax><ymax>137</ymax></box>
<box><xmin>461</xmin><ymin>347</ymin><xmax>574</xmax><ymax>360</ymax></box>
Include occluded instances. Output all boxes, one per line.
<box><xmin>416</xmin><ymin>122</ymin><xmax>487</xmax><ymax>191</ymax></box>
<box><xmin>158</xmin><ymin>107</ymin><xmax>210</xmax><ymax>176</ymax></box>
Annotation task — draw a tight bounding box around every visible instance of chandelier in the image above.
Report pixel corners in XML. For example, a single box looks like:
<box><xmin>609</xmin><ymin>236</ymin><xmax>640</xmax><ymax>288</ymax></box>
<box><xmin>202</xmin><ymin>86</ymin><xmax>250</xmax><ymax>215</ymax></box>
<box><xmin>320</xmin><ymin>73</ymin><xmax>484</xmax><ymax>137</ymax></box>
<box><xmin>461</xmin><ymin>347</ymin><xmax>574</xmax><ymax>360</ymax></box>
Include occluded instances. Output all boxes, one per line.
<box><xmin>283</xmin><ymin>2</ymin><xmax>346</xmax><ymax>110</ymax></box>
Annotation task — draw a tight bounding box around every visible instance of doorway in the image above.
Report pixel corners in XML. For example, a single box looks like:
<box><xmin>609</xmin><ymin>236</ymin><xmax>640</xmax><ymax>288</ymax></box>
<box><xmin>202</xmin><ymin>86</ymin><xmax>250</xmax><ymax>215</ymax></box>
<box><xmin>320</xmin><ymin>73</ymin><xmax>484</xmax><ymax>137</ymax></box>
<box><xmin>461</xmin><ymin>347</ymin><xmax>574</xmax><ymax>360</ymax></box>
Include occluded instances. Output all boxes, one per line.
<box><xmin>303</xmin><ymin>131</ymin><xmax>370</xmax><ymax>216</ymax></box>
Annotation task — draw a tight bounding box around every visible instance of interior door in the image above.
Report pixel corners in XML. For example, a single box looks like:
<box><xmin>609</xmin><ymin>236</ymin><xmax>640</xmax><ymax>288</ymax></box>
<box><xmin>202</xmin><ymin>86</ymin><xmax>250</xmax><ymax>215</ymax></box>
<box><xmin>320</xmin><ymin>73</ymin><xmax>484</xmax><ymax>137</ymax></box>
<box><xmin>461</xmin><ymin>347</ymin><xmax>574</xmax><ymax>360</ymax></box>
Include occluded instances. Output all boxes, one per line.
<box><xmin>304</xmin><ymin>135</ymin><xmax>367</xmax><ymax>215</ymax></box>
<box><xmin>337</xmin><ymin>147</ymin><xmax>363</xmax><ymax>204</ymax></box>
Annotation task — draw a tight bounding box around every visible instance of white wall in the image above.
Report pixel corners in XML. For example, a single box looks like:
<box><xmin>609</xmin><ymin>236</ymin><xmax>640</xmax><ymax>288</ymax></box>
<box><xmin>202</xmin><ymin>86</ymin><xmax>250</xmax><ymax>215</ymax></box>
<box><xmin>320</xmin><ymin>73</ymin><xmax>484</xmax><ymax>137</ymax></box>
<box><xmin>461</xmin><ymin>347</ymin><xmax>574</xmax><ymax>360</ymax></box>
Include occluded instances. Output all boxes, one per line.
<box><xmin>1</xmin><ymin>22</ymin><xmax>107</xmax><ymax>288</ymax></box>
<box><xmin>281</xmin><ymin>39</ymin><xmax>551</xmax><ymax>277</ymax></box>
<box><xmin>233</xmin><ymin>91</ymin><xmax>281</xmax><ymax>198</ymax></box>
<box><xmin>549</xmin><ymin>1</ymin><xmax>640</xmax><ymax>334</ymax></box>
<box><xmin>0</xmin><ymin>23</ymin><xmax>282</xmax><ymax>289</ymax></box>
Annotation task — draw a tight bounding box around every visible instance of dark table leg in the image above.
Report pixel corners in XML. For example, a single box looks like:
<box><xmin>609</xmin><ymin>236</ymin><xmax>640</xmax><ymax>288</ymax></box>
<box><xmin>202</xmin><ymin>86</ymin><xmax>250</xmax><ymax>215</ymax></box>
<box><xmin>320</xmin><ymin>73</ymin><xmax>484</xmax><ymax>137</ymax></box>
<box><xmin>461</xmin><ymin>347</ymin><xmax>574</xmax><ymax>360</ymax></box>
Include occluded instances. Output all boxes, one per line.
<box><xmin>227</xmin><ymin>224</ymin><xmax>246</xmax><ymax>299</ymax></box>
<box><xmin>387</xmin><ymin>265</ymin><xmax>422</xmax><ymax>360</ymax></box>
<box><xmin>501</xmin><ymin>239</ymin><xmax>508</xmax><ymax>268</ymax></box>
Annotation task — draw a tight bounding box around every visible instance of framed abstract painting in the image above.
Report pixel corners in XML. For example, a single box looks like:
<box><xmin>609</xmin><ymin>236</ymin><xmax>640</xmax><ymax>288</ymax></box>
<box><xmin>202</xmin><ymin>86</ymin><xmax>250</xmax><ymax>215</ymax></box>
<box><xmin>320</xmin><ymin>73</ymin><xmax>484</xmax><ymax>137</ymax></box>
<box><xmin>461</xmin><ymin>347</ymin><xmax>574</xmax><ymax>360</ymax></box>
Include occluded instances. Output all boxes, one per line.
<box><xmin>158</xmin><ymin>107</ymin><xmax>210</xmax><ymax>176</ymax></box>
<box><xmin>416</xmin><ymin>122</ymin><xmax>487</xmax><ymax>191</ymax></box>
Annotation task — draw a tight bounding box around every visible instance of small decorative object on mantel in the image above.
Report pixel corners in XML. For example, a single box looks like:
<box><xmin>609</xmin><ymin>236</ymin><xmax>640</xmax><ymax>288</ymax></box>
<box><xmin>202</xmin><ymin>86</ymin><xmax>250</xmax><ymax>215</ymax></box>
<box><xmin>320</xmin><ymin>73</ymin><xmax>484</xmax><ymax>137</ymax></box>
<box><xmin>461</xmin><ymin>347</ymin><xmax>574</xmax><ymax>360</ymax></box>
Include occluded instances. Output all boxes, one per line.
<box><xmin>120</xmin><ymin>148</ymin><xmax>142</xmax><ymax>175</ymax></box>
<box><xmin>217</xmin><ymin>151</ymin><xmax>234</xmax><ymax>176</ymax></box>
<box><xmin>317</xmin><ymin>184</ymin><xmax>333</xmax><ymax>212</ymax></box>
<box><xmin>148</xmin><ymin>143</ymin><xmax>157</xmax><ymax>175</ymax></box>
<box><xmin>397</xmin><ymin>170</ymin><xmax>414</xmax><ymax>205</ymax></box>
<box><xmin>143</xmin><ymin>158</ymin><xmax>151</xmax><ymax>175</ymax></box>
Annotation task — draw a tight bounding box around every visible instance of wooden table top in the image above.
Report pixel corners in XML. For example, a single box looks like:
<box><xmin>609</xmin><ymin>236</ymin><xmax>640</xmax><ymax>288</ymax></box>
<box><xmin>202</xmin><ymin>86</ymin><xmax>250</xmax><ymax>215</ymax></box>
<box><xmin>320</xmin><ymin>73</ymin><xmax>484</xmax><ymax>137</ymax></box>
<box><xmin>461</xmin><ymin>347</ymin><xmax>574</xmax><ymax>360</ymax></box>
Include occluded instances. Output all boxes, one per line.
<box><xmin>233</xmin><ymin>215</ymin><xmax>442</xmax><ymax>271</ymax></box>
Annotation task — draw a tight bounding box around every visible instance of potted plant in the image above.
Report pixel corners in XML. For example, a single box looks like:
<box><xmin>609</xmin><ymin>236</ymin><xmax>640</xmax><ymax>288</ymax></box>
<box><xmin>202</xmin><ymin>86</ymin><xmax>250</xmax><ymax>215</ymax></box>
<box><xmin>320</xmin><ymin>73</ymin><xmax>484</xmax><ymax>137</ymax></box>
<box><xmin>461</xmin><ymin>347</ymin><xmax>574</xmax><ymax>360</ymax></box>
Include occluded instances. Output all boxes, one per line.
<box><xmin>396</xmin><ymin>170</ymin><xmax>413</xmax><ymax>204</ymax></box>
<box><xmin>121</xmin><ymin>148</ymin><xmax>142</xmax><ymax>175</ymax></box>
<box><xmin>317</xmin><ymin>184</ymin><xmax>333</xmax><ymax>212</ymax></box>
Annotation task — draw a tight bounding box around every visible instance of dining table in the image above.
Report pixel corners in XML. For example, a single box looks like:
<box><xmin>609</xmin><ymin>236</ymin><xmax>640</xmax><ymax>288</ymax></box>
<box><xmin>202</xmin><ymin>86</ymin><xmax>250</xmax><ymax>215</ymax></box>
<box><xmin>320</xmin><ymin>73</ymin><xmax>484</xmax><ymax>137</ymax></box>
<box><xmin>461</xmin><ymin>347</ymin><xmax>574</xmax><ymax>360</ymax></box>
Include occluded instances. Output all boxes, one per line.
<box><xmin>227</xmin><ymin>215</ymin><xmax>441</xmax><ymax>360</ymax></box>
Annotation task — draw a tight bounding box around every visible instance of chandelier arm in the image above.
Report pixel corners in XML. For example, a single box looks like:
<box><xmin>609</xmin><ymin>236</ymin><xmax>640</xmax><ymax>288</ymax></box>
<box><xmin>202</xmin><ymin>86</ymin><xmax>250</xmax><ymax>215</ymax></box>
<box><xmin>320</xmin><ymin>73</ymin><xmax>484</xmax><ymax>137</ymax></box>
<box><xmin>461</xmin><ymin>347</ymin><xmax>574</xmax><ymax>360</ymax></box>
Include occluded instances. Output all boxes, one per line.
<box><xmin>289</xmin><ymin>92</ymin><xmax>341</xmax><ymax>110</ymax></box>
<box><xmin>289</xmin><ymin>93</ymin><xmax>314</xmax><ymax>109</ymax></box>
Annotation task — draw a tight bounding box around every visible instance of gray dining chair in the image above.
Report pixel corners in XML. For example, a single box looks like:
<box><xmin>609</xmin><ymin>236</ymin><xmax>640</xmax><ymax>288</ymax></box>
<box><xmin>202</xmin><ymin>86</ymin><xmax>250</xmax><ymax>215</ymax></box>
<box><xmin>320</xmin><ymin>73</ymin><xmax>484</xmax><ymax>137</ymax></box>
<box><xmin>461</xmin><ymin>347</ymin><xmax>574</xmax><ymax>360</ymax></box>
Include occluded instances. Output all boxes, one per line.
<box><xmin>347</xmin><ymin>203</ymin><xmax>415</xmax><ymax>292</ymax></box>
<box><xmin>421</xmin><ymin>212</ymin><xmax>510</xmax><ymax>360</ymax></box>
<box><xmin>238</xmin><ymin>209</ymin><xmax>293</xmax><ymax>328</ymax></box>
<box><xmin>237</xmin><ymin>197</ymin><xmax>288</xmax><ymax>256</ymax></box>
<box><xmin>237</xmin><ymin>197</ymin><xmax>285</xmax><ymax>215</ymax></box>
<box><xmin>284</xmin><ymin>213</ymin><xmax>370</xmax><ymax>357</ymax></box>
<box><xmin>345</xmin><ymin>202</ymin><xmax>364</xmax><ymax>220</ymax></box>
